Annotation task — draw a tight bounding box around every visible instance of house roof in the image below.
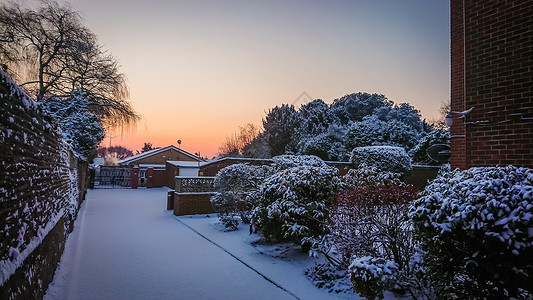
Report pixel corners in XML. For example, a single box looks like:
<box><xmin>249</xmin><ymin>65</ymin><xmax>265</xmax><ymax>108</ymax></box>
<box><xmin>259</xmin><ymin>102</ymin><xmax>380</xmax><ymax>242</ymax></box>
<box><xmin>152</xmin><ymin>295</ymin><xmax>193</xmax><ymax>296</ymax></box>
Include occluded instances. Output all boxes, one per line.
<box><xmin>166</xmin><ymin>161</ymin><xmax>206</xmax><ymax>168</ymax></box>
<box><xmin>119</xmin><ymin>145</ymin><xmax>202</xmax><ymax>165</ymax></box>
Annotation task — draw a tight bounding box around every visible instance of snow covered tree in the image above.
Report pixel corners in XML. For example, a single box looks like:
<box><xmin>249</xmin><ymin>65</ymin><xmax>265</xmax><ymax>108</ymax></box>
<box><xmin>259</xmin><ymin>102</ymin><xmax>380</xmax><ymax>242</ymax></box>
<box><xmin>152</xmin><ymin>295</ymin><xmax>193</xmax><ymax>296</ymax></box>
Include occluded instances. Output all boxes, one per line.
<box><xmin>297</xmin><ymin>125</ymin><xmax>347</xmax><ymax>161</ymax></box>
<box><xmin>252</xmin><ymin>165</ymin><xmax>342</xmax><ymax>251</ymax></box>
<box><xmin>373</xmin><ymin>102</ymin><xmax>425</xmax><ymax>133</ymax></box>
<box><xmin>40</xmin><ymin>90</ymin><xmax>104</xmax><ymax>158</ymax></box>
<box><xmin>0</xmin><ymin>0</ymin><xmax>139</xmax><ymax>128</ymax></box>
<box><xmin>261</xmin><ymin>104</ymin><xmax>302</xmax><ymax>156</ymax></box>
<box><xmin>410</xmin><ymin>166</ymin><xmax>533</xmax><ymax>298</ymax></box>
<box><xmin>297</xmin><ymin>99</ymin><xmax>339</xmax><ymax>136</ymax></box>
<box><xmin>344</xmin><ymin>115</ymin><xmax>422</xmax><ymax>155</ymax></box>
<box><xmin>330</xmin><ymin>92</ymin><xmax>393</xmax><ymax>124</ymax></box>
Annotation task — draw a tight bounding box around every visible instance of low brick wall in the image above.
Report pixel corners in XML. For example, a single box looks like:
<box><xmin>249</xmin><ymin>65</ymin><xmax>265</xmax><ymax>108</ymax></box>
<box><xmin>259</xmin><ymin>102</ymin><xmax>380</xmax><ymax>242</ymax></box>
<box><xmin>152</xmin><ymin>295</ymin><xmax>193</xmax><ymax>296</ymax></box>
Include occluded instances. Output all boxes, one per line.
<box><xmin>403</xmin><ymin>165</ymin><xmax>440</xmax><ymax>190</ymax></box>
<box><xmin>173</xmin><ymin>193</ymin><xmax>216</xmax><ymax>216</ymax></box>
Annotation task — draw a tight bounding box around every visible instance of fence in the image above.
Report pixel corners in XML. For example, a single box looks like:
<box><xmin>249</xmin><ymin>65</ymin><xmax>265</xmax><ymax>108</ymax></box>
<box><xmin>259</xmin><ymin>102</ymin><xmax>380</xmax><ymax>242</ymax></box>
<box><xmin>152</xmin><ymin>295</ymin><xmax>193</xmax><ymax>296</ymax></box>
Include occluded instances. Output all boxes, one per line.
<box><xmin>175</xmin><ymin>176</ymin><xmax>216</xmax><ymax>193</ymax></box>
<box><xmin>93</xmin><ymin>166</ymin><xmax>132</xmax><ymax>189</ymax></box>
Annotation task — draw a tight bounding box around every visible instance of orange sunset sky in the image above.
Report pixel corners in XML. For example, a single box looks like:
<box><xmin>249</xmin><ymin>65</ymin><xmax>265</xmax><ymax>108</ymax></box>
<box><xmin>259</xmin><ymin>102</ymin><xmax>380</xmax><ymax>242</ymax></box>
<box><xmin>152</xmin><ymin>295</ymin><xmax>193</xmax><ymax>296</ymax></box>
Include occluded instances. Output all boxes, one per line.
<box><xmin>65</xmin><ymin>0</ymin><xmax>450</xmax><ymax>158</ymax></box>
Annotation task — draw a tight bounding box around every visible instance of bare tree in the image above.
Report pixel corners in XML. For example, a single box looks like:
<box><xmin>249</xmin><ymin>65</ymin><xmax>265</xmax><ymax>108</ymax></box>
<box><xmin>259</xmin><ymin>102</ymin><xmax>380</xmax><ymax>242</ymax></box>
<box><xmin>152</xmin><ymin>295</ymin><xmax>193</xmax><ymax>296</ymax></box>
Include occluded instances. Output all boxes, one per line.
<box><xmin>219</xmin><ymin>123</ymin><xmax>260</xmax><ymax>156</ymax></box>
<box><xmin>0</xmin><ymin>0</ymin><xmax>138</xmax><ymax>127</ymax></box>
<box><xmin>429</xmin><ymin>100</ymin><xmax>451</xmax><ymax>129</ymax></box>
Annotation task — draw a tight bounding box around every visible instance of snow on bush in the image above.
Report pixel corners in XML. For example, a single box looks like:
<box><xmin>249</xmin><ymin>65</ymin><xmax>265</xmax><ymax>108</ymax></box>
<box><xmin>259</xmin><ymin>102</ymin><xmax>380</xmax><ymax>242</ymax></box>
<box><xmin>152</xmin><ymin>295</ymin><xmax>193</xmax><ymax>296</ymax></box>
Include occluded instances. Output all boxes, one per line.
<box><xmin>349</xmin><ymin>256</ymin><xmax>399</xmax><ymax>300</ymax></box>
<box><xmin>211</xmin><ymin>164</ymin><xmax>273</xmax><ymax>229</ymax></box>
<box><xmin>305</xmin><ymin>263</ymin><xmax>352</xmax><ymax>295</ymax></box>
<box><xmin>409</xmin><ymin>166</ymin><xmax>533</xmax><ymax>298</ymax></box>
<box><xmin>350</xmin><ymin>146</ymin><xmax>412</xmax><ymax>173</ymax></box>
<box><xmin>297</xmin><ymin>132</ymin><xmax>345</xmax><ymax>161</ymax></box>
<box><xmin>342</xmin><ymin>164</ymin><xmax>404</xmax><ymax>188</ymax></box>
<box><xmin>252</xmin><ymin>165</ymin><xmax>342</xmax><ymax>250</ymax></box>
<box><xmin>409</xmin><ymin>128</ymin><xmax>450</xmax><ymax>165</ymax></box>
<box><xmin>271</xmin><ymin>154</ymin><xmax>327</xmax><ymax>170</ymax></box>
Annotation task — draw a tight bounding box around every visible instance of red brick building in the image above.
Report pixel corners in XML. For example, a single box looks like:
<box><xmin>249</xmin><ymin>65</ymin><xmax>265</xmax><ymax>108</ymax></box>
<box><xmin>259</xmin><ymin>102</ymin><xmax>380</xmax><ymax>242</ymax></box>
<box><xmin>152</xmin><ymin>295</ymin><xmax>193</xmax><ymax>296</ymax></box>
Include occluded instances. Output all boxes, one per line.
<box><xmin>450</xmin><ymin>0</ymin><xmax>533</xmax><ymax>169</ymax></box>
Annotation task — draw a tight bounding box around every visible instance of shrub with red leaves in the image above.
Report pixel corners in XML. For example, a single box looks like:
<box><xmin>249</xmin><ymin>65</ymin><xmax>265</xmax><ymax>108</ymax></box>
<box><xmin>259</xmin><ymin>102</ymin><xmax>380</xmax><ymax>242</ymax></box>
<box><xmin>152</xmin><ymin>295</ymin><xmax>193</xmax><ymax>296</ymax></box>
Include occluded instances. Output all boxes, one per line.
<box><xmin>330</xmin><ymin>185</ymin><xmax>419</xmax><ymax>269</ymax></box>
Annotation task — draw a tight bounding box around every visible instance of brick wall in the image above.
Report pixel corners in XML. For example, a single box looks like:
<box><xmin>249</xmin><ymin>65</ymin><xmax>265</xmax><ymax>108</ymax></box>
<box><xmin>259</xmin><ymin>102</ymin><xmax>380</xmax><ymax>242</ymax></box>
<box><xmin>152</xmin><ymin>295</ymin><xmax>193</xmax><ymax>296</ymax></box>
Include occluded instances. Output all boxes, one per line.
<box><xmin>450</xmin><ymin>0</ymin><xmax>533</xmax><ymax>169</ymax></box>
<box><xmin>173</xmin><ymin>193</ymin><xmax>216</xmax><ymax>216</ymax></box>
<box><xmin>0</xmin><ymin>70</ymin><xmax>88</xmax><ymax>298</ymax></box>
<box><xmin>165</xmin><ymin>163</ymin><xmax>179</xmax><ymax>188</ymax></box>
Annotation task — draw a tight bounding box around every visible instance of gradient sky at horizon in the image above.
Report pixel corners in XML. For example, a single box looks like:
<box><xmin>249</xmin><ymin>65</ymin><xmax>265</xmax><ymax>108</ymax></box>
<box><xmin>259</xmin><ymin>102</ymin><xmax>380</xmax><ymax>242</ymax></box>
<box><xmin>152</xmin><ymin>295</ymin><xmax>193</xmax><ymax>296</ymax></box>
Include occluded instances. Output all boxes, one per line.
<box><xmin>64</xmin><ymin>0</ymin><xmax>450</xmax><ymax>158</ymax></box>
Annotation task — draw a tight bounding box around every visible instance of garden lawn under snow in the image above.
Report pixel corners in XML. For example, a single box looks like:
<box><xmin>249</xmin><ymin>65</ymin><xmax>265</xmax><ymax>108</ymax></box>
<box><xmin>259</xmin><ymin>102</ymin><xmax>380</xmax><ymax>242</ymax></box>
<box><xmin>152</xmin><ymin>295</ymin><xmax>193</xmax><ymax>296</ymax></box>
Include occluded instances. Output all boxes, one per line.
<box><xmin>44</xmin><ymin>188</ymin><xmax>358</xmax><ymax>300</ymax></box>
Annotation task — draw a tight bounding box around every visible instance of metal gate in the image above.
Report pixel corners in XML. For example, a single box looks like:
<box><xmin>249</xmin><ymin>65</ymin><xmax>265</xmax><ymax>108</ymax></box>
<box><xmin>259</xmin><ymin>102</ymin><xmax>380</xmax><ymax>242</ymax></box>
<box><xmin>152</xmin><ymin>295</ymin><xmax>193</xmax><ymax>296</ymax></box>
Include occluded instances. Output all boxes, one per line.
<box><xmin>93</xmin><ymin>166</ymin><xmax>132</xmax><ymax>189</ymax></box>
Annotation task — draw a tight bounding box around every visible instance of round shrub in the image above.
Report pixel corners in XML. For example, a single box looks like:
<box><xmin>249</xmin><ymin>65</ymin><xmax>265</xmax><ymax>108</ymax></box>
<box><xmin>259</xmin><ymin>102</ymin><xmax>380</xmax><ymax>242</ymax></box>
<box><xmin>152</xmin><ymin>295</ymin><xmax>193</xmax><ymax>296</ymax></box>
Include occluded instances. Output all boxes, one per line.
<box><xmin>350</xmin><ymin>146</ymin><xmax>412</xmax><ymax>173</ymax></box>
<box><xmin>342</xmin><ymin>164</ymin><xmax>404</xmax><ymax>188</ymax></box>
<box><xmin>409</xmin><ymin>166</ymin><xmax>533</xmax><ymax>298</ymax></box>
<box><xmin>349</xmin><ymin>256</ymin><xmax>399</xmax><ymax>300</ymax></box>
<box><xmin>211</xmin><ymin>164</ymin><xmax>273</xmax><ymax>229</ymax></box>
<box><xmin>252</xmin><ymin>165</ymin><xmax>342</xmax><ymax>250</ymax></box>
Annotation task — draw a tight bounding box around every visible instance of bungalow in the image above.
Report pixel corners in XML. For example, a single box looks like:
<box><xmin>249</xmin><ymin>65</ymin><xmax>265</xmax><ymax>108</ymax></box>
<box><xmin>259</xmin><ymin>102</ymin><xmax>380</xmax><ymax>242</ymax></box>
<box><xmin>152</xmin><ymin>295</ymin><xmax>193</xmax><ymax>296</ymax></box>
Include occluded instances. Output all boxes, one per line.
<box><xmin>119</xmin><ymin>145</ymin><xmax>204</xmax><ymax>188</ymax></box>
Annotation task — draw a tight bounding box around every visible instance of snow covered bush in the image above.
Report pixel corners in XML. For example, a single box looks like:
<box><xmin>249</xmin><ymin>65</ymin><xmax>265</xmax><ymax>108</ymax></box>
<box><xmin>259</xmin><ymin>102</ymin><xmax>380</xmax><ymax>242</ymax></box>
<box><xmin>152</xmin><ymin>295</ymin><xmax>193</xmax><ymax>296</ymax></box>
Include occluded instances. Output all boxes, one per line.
<box><xmin>329</xmin><ymin>185</ymin><xmax>418</xmax><ymax>268</ymax></box>
<box><xmin>342</xmin><ymin>164</ymin><xmax>404</xmax><ymax>188</ymax></box>
<box><xmin>410</xmin><ymin>128</ymin><xmax>450</xmax><ymax>165</ymax></box>
<box><xmin>305</xmin><ymin>263</ymin><xmax>352</xmax><ymax>294</ymax></box>
<box><xmin>211</xmin><ymin>164</ymin><xmax>273</xmax><ymax>229</ymax></box>
<box><xmin>297</xmin><ymin>133</ymin><xmax>345</xmax><ymax>161</ymax></box>
<box><xmin>350</xmin><ymin>146</ymin><xmax>412</xmax><ymax>173</ymax></box>
<box><xmin>349</xmin><ymin>256</ymin><xmax>399</xmax><ymax>300</ymax></box>
<box><xmin>252</xmin><ymin>165</ymin><xmax>342</xmax><ymax>251</ymax></box>
<box><xmin>271</xmin><ymin>154</ymin><xmax>327</xmax><ymax>170</ymax></box>
<box><xmin>410</xmin><ymin>166</ymin><xmax>533</xmax><ymax>298</ymax></box>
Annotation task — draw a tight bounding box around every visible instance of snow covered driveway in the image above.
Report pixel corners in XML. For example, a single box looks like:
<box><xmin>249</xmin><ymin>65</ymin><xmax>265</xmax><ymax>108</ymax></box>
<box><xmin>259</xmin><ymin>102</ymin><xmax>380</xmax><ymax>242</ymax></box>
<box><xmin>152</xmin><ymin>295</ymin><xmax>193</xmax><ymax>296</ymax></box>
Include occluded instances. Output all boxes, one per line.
<box><xmin>45</xmin><ymin>188</ymin><xmax>296</xmax><ymax>300</ymax></box>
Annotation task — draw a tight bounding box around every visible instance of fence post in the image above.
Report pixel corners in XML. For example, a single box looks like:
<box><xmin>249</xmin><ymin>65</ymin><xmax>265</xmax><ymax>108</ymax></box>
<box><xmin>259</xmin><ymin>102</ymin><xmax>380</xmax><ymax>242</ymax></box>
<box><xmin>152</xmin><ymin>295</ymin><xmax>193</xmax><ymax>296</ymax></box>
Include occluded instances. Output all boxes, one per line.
<box><xmin>132</xmin><ymin>167</ymin><xmax>139</xmax><ymax>189</ymax></box>
<box><xmin>175</xmin><ymin>177</ymin><xmax>182</xmax><ymax>193</ymax></box>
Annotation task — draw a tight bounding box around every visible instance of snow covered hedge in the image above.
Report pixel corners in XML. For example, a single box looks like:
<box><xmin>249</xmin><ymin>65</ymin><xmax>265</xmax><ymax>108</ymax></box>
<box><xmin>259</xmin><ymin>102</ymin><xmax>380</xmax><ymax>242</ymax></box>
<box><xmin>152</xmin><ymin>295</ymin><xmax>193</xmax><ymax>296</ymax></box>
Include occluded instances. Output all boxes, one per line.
<box><xmin>410</xmin><ymin>166</ymin><xmax>533</xmax><ymax>298</ymax></box>
<box><xmin>271</xmin><ymin>154</ymin><xmax>327</xmax><ymax>170</ymax></box>
<box><xmin>342</xmin><ymin>164</ymin><xmax>404</xmax><ymax>188</ymax></box>
<box><xmin>252</xmin><ymin>165</ymin><xmax>342</xmax><ymax>250</ymax></box>
<box><xmin>350</xmin><ymin>146</ymin><xmax>412</xmax><ymax>173</ymax></box>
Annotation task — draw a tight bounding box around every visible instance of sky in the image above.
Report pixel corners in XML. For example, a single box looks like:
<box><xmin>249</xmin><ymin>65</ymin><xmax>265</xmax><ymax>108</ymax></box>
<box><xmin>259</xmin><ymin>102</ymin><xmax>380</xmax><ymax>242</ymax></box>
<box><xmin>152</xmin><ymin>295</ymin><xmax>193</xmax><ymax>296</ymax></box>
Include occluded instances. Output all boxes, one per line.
<box><xmin>64</xmin><ymin>0</ymin><xmax>450</xmax><ymax>158</ymax></box>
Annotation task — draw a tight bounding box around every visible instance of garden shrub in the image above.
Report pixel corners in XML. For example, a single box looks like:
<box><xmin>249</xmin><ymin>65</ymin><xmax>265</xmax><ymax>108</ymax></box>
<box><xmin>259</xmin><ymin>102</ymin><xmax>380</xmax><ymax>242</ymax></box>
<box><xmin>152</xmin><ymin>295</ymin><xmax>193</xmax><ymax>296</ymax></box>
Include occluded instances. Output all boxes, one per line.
<box><xmin>349</xmin><ymin>256</ymin><xmax>399</xmax><ymax>300</ymax></box>
<box><xmin>409</xmin><ymin>129</ymin><xmax>450</xmax><ymax>165</ymax></box>
<box><xmin>350</xmin><ymin>146</ymin><xmax>412</xmax><ymax>173</ymax></box>
<box><xmin>252</xmin><ymin>165</ymin><xmax>342</xmax><ymax>250</ymax></box>
<box><xmin>211</xmin><ymin>163</ymin><xmax>273</xmax><ymax>229</ymax></box>
<box><xmin>271</xmin><ymin>154</ymin><xmax>327</xmax><ymax>170</ymax></box>
<box><xmin>409</xmin><ymin>165</ymin><xmax>533</xmax><ymax>298</ymax></box>
<box><xmin>342</xmin><ymin>164</ymin><xmax>404</xmax><ymax>188</ymax></box>
<box><xmin>330</xmin><ymin>184</ymin><xmax>419</xmax><ymax>268</ymax></box>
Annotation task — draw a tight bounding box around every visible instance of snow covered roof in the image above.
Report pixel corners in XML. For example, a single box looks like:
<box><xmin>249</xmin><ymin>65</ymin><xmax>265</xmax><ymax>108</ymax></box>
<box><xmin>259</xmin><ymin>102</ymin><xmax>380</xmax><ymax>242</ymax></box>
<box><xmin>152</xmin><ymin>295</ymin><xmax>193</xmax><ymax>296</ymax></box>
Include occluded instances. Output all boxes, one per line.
<box><xmin>119</xmin><ymin>145</ymin><xmax>202</xmax><ymax>165</ymax></box>
<box><xmin>167</xmin><ymin>161</ymin><xmax>206</xmax><ymax>168</ymax></box>
<box><xmin>138</xmin><ymin>164</ymin><xmax>166</xmax><ymax>169</ymax></box>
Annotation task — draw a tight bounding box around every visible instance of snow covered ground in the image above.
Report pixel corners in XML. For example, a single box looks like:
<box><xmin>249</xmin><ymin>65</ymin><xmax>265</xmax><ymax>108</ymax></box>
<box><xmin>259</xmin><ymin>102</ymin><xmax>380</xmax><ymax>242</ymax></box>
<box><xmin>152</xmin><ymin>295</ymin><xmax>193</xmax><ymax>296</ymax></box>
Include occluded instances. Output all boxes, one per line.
<box><xmin>45</xmin><ymin>188</ymin><xmax>359</xmax><ymax>300</ymax></box>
